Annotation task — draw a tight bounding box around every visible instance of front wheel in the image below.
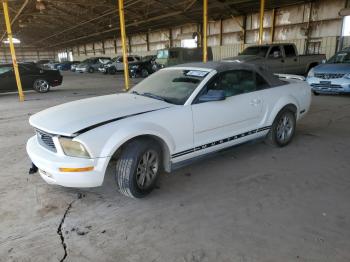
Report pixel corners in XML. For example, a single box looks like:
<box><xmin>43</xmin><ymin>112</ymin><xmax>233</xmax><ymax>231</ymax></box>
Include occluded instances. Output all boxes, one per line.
<box><xmin>313</xmin><ymin>91</ymin><xmax>320</xmax><ymax>96</ymax></box>
<box><xmin>33</xmin><ymin>79</ymin><xmax>50</xmax><ymax>93</ymax></box>
<box><xmin>268</xmin><ymin>110</ymin><xmax>296</xmax><ymax>147</ymax></box>
<box><xmin>141</xmin><ymin>68</ymin><xmax>149</xmax><ymax>78</ymax></box>
<box><xmin>108</xmin><ymin>67</ymin><xmax>117</xmax><ymax>75</ymax></box>
<box><xmin>115</xmin><ymin>139</ymin><xmax>162</xmax><ymax>198</ymax></box>
<box><xmin>88</xmin><ymin>67</ymin><xmax>94</xmax><ymax>73</ymax></box>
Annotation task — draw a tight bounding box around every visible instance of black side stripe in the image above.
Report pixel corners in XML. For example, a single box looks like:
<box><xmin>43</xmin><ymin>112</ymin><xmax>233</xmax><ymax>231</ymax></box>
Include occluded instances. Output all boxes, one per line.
<box><xmin>171</xmin><ymin>126</ymin><xmax>271</xmax><ymax>158</ymax></box>
<box><xmin>75</xmin><ymin>107</ymin><xmax>170</xmax><ymax>135</ymax></box>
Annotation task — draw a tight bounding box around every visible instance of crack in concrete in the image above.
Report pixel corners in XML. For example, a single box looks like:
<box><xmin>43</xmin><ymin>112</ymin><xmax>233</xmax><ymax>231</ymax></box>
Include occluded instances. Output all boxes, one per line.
<box><xmin>57</xmin><ymin>200</ymin><xmax>75</xmax><ymax>262</ymax></box>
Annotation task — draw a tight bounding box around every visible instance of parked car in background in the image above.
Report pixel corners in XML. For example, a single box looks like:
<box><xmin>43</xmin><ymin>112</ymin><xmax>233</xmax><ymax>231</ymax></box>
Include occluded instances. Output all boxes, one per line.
<box><xmin>0</xmin><ymin>63</ymin><xmax>62</xmax><ymax>93</ymax></box>
<box><xmin>76</xmin><ymin>57</ymin><xmax>111</xmax><ymax>73</ymax></box>
<box><xmin>307</xmin><ymin>49</ymin><xmax>350</xmax><ymax>95</ymax></box>
<box><xmin>57</xmin><ymin>61</ymin><xmax>80</xmax><ymax>71</ymax></box>
<box><xmin>99</xmin><ymin>55</ymin><xmax>140</xmax><ymax>74</ymax></box>
<box><xmin>35</xmin><ymin>60</ymin><xmax>51</xmax><ymax>68</ymax></box>
<box><xmin>154</xmin><ymin>47</ymin><xmax>213</xmax><ymax>69</ymax></box>
<box><xmin>42</xmin><ymin>61</ymin><xmax>60</xmax><ymax>70</ymax></box>
<box><xmin>225</xmin><ymin>43</ymin><xmax>325</xmax><ymax>75</ymax></box>
<box><xmin>129</xmin><ymin>55</ymin><xmax>156</xmax><ymax>78</ymax></box>
<box><xmin>26</xmin><ymin>61</ymin><xmax>311</xmax><ymax>198</ymax></box>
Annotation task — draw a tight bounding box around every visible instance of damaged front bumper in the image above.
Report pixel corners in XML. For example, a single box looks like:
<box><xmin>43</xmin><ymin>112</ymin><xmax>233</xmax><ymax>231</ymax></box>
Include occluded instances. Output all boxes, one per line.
<box><xmin>26</xmin><ymin>136</ymin><xmax>110</xmax><ymax>188</ymax></box>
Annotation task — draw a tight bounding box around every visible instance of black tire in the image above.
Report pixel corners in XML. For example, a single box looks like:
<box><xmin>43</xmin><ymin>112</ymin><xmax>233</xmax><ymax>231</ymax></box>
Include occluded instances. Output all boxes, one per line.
<box><xmin>267</xmin><ymin>109</ymin><xmax>296</xmax><ymax>147</ymax></box>
<box><xmin>313</xmin><ymin>91</ymin><xmax>320</xmax><ymax>96</ymax></box>
<box><xmin>88</xmin><ymin>67</ymin><xmax>94</xmax><ymax>73</ymax></box>
<box><xmin>116</xmin><ymin>139</ymin><xmax>162</xmax><ymax>198</ymax></box>
<box><xmin>108</xmin><ymin>67</ymin><xmax>117</xmax><ymax>75</ymax></box>
<box><xmin>33</xmin><ymin>79</ymin><xmax>50</xmax><ymax>93</ymax></box>
<box><xmin>141</xmin><ymin>68</ymin><xmax>149</xmax><ymax>78</ymax></box>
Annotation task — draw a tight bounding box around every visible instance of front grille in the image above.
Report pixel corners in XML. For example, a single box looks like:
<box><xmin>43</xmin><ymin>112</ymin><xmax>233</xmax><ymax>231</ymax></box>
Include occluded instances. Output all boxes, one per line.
<box><xmin>36</xmin><ymin>130</ymin><xmax>56</xmax><ymax>152</ymax></box>
<box><xmin>314</xmin><ymin>73</ymin><xmax>345</xmax><ymax>79</ymax></box>
<box><xmin>311</xmin><ymin>83</ymin><xmax>342</xmax><ymax>89</ymax></box>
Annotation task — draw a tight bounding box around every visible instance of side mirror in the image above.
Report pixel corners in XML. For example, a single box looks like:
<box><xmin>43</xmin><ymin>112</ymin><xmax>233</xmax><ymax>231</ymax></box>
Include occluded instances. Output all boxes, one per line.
<box><xmin>198</xmin><ymin>90</ymin><xmax>226</xmax><ymax>103</ymax></box>
<box><xmin>322</xmin><ymin>59</ymin><xmax>326</xmax><ymax>64</ymax></box>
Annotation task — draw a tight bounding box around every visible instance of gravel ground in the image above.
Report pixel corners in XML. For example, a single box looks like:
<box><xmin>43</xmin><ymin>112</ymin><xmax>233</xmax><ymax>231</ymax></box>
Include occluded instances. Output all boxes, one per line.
<box><xmin>0</xmin><ymin>71</ymin><xmax>349</xmax><ymax>262</ymax></box>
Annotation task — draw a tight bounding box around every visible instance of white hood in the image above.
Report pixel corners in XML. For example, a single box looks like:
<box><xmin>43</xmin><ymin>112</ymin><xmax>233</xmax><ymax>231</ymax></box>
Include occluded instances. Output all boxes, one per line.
<box><xmin>29</xmin><ymin>93</ymin><xmax>170</xmax><ymax>136</ymax></box>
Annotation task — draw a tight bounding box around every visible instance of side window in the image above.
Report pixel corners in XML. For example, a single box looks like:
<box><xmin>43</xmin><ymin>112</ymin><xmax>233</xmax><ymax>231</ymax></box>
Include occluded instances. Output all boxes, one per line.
<box><xmin>268</xmin><ymin>46</ymin><xmax>282</xmax><ymax>58</ymax></box>
<box><xmin>169</xmin><ymin>51</ymin><xmax>178</xmax><ymax>58</ymax></box>
<box><xmin>284</xmin><ymin>45</ymin><xmax>296</xmax><ymax>57</ymax></box>
<box><xmin>127</xmin><ymin>57</ymin><xmax>134</xmax><ymax>62</ymax></box>
<box><xmin>0</xmin><ymin>66</ymin><xmax>13</xmax><ymax>75</ymax></box>
<box><xmin>206</xmin><ymin>70</ymin><xmax>257</xmax><ymax>97</ymax></box>
<box><xmin>256</xmin><ymin>73</ymin><xmax>270</xmax><ymax>90</ymax></box>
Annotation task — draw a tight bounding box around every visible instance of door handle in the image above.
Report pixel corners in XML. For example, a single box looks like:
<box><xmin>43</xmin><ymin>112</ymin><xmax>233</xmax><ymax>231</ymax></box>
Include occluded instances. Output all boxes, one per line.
<box><xmin>250</xmin><ymin>99</ymin><xmax>261</xmax><ymax>106</ymax></box>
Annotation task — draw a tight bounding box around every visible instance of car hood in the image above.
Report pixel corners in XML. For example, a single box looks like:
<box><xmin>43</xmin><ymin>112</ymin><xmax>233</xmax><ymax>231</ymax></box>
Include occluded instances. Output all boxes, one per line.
<box><xmin>29</xmin><ymin>93</ymin><xmax>171</xmax><ymax>136</ymax></box>
<box><xmin>313</xmin><ymin>63</ymin><xmax>350</xmax><ymax>74</ymax></box>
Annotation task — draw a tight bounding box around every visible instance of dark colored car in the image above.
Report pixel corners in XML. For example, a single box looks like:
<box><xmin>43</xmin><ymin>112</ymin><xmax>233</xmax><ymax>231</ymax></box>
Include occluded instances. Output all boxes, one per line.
<box><xmin>129</xmin><ymin>55</ymin><xmax>157</xmax><ymax>78</ymax></box>
<box><xmin>57</xmin><ymin>61</ymin><xmax>80</xmax><ymax>71</ymax></box>
<box><xmin>0</xmin><ymin>63</ymin><xmax>63</xmax><ymax>93</ymax></box>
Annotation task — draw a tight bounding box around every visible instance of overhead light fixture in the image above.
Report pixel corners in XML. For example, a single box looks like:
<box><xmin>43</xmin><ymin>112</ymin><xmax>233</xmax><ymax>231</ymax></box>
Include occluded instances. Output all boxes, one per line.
<box><xmin>36</xmin><ymin>0</ymin><xmax>46</xmax><ymax>11</ymax></box>
<box><xmin>3</xmin><ymin>37</ymin><xmax>21</xmax><ymax>44</ymax></box>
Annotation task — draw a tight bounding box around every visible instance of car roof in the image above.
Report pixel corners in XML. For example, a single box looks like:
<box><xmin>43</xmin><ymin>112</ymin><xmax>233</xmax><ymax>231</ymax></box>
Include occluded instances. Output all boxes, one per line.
<box><xmin>174</xmin><ymin>61</ymin><xmax>286</xmax><ymax>86</ymax></box>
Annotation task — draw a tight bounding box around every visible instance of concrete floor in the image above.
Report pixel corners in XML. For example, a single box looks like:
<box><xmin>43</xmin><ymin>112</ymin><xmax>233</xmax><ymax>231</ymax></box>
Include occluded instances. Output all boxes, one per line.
<box><xmin>0</xmin><ymin>72</ymin><xmax>350</xmax><ymax>262</ymax></box>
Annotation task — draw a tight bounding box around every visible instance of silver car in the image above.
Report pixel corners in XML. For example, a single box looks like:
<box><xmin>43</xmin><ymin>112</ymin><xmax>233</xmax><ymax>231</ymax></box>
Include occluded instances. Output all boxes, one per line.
<box><xmin>75</xmin><ymin>57</ymin><xmax>111</xmax><ymax>73</ymax></box>
<box><xmin>307</xmin><ymin>50</ymin><xmax>350</xmax><ymax>95</ymax></box>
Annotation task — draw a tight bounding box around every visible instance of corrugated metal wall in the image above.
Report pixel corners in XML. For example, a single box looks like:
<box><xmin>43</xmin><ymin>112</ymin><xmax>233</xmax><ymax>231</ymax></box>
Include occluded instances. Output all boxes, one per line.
<box><xmin>62</xmin><ymin>0</ymin><xmax>347</xmax><ymax>61</ymax></box>
<box><xmin>0</xmin><ymin>47</ymin><xmax>56</xmax><ymax>63</ymax></box>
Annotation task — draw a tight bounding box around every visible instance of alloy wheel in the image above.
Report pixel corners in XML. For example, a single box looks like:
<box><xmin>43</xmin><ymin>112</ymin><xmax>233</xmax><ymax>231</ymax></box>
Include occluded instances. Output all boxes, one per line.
<box><xmin>136</xmin><ymin>150</ymin><xmax>159</xmax><ymax>189</ymax></box>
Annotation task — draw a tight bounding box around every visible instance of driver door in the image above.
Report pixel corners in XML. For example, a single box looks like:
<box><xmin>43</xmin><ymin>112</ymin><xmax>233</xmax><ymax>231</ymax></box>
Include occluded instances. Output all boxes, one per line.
<box><xmin>0</xmin><ymin>67</ymin><xmax>16</xmax><ymax>92</ymax></box>
<box><xmin>266</xmin><ymin>45</ymin><xmax>285</xmax><ymax>74</ymax></box>
<box><xmin>191</xmin><ymin>70</ymin><xmax>264</xmax><ymax>152</ymax></box>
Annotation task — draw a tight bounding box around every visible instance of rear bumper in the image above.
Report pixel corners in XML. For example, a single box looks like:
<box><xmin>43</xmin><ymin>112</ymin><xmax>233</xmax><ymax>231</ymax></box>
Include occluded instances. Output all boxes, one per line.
<box><xmin>26</xmin><ymin>136</ymin><xmax>110</xmax><ymax>188</ymax></box>
<box><xmin>51</xmin><ymin>75</ymin><xmax>63</xmax><ymax>87</ymax></box>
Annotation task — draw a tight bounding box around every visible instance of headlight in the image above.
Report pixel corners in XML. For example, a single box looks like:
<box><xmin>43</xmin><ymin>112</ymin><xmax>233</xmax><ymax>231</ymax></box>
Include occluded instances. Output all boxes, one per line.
<box><xmin>59</xmin><ymin>137</ymin><xmax>91</xmax><ymax>158</ymax></box>
<box><xmin>307</xmin><ymin>68</ymin><xmax>314</xmax><ymax>77</ymax></box>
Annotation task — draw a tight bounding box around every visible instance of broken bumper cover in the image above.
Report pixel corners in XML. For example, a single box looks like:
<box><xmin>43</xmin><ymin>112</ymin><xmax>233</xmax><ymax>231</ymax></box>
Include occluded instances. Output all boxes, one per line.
<box><xmin>26</xmin><ymin>136</ymin><xmax>110</xmax><ymax>187</ymax></box>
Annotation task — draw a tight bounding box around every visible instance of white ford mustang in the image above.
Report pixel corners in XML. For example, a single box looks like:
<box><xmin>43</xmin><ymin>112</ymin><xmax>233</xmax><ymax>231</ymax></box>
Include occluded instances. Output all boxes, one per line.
<box><xmin>27</xmin><ymin>62</ymin><xmax>311</xmax><ymax>198</ymax></box>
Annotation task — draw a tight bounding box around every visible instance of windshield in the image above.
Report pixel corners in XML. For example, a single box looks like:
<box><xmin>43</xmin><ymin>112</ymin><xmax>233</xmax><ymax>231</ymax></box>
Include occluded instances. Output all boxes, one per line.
<box><xmin>0</xmin><ymin>66</ymin><xmax>12</xmax><ymax>75</ymax></box>
<box><xmin>130</xmin><ymin>69</ymin><xmax>209</xmax><ymax>105</ymax></box>
<box><xmin>157</xmin><ymin>50</ymin><xmax>169</xmax><ymax>59</ymax></box>
<box><xmin>241</xmin><ymin>46</ymin><xmax>269</xmax><ymax>57</ymax></box>
<box><xmin>327</xmin><ymin>52</ymin><xmax>350</xmax><ymax>64</ymax></box>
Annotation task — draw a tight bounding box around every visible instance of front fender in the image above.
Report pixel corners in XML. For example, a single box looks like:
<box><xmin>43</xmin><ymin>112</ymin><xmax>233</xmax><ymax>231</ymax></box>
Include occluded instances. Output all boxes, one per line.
<box><xmin>75</xmin><ymin>120</ymin><xmax>176</xmax><ymax>159</ymax></box>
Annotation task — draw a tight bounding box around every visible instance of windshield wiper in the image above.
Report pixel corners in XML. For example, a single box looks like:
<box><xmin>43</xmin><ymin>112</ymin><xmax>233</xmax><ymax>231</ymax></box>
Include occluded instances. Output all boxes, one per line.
<box><xmin>131</xmin><ymin>90</ymin><xmax>140</xmax><ymax>95</ymax></box>
<box><xmin>141</xmin><ymin>92</ymin><xmax>165</xmax><ymax>101</ymax></box>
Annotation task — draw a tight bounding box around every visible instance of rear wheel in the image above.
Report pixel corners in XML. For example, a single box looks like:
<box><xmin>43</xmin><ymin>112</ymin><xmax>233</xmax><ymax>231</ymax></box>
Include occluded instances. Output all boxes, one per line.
<box><xmin>88</xmin><ymin>67</ymin><xmax>94</xmax><ymax>73</ymax></box>
<box><xmin>141</xmin><ymin>68</ymin><xmax>149</xmax><ymax>78</ymax></box>
<box><xmin>313</xmin><ymin>91</ymin><xmax>320</xmax><ymax>96</ymax></box>
<box><xmin>33</xmin><ymin>79</ymin><xmax>50</xmax><ymax>93</ymax></box>
<box><xmin>268</xmin><ymin>109</ymin><xmax>296</xmax><ymax>147</ymax></box>
<box><xmin>115</xmin><ymin>139</ymin><xmax>162</xmax><ymax>198</ymax></box>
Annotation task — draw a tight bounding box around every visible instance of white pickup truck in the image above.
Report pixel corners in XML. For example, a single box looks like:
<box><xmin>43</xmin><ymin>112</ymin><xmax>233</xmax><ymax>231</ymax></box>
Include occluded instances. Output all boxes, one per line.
<box><xmin>27</xmin><ymin>62</ymin><xmax>311</xmax><ymax>198</ymax></box>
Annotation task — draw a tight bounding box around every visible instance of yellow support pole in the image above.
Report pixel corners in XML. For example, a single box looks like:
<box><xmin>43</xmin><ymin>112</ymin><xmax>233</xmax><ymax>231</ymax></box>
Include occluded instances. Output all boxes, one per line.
<box><xmin>118</xmin><ymin>0</ymin><xmax>130</xmax><ymax>91</ymax></box>
<box><xmin>259</xmin><ymin>0</ymin><xmax>265</xmax><ymax>45</ymax></box>
<box><xmin>202</xmin><ymin>0</ymin><xmax>208</xmax><ymax>62</ymax></box>
<box><xmin>2</xmin><ymin>0</ymin><xmax>24</xmax><ymax>102</ymax></box>
<box><xmin>270</xmin><ymin>8</ymin><xmax>275</xmax><ymax>43</ymax></box>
